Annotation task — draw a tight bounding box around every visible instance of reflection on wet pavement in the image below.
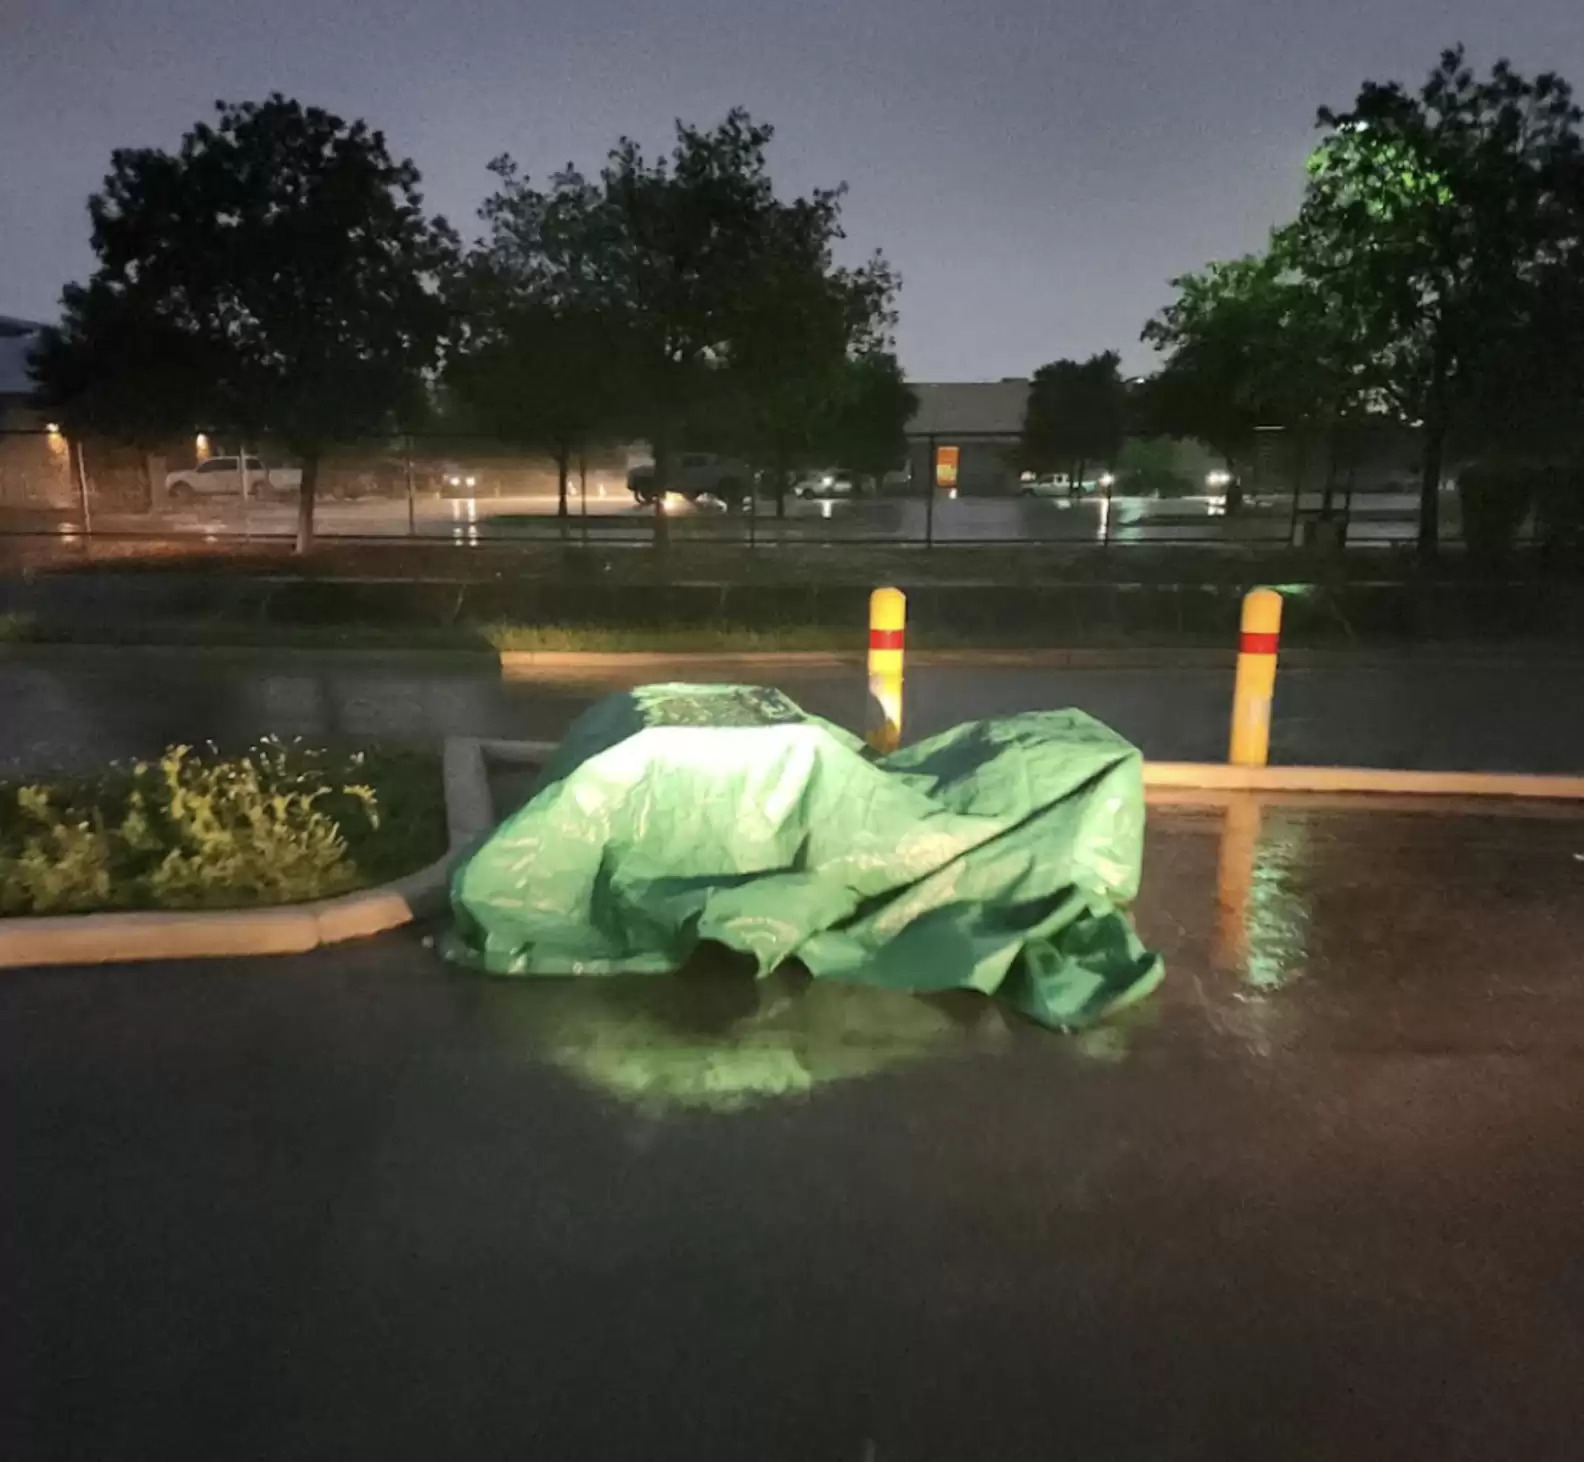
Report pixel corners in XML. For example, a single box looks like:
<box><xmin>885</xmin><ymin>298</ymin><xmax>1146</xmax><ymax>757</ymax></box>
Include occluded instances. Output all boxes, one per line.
<box><xmin>492</xmin><ymin>962</ymin><xmax>1019</xmax><ymax>1113</ymax></box>
<box><xmin>1139</xmin><ymin>795</ymin><xmax>1584</xmax><ymax>1057</ymax></box>
<box><xmin>1211</xmin><ymin>794</ymin><xmax>1312</xmax><ymax>991</ymax></box>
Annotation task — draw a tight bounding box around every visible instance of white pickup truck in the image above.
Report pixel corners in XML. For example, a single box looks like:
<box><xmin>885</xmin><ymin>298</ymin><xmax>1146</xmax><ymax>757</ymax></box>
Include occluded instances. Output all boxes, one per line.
<box><xmin>165</xmin><ymin>455</ymin><xmax>302</xmax><ymax>499</ymax></box>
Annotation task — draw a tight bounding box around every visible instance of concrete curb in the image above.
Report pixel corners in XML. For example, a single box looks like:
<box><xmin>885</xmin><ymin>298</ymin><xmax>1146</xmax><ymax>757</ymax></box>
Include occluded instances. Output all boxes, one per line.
<box><xmin>0</xmin><ymin>737</ymin><xmax>499</xmax><ymax>971</ymax></box>
<box><xmin>12</xmin><ymin>642</ymin><xmax>1584</xmax><ymax>674</ymax></box>
<box><xmin>496</xmin><ymin>646</ymin><xmax>1584</xmax><ymax>673</ymax></box>
<box><xmin>386</xmin><ymin>646</ymin><xmax>1584</xmax><ymax>672</ymax></box>
<box><xmin>474</xmin><ymin>738</ymin><xmax>1584</xmax><ymax>803</ymax></box>
<box><xmin>1143</xmin><ymin>762</ymin><xmax>1584</xmax><ymax>801</ymax></box>
<box><xmin>8</xmin><ymin>734</ymin><xmax>1579</xmax><ymax>970</ymax></box>
<box><xmin>497</xmin><ymin>649</ymin><xmax>862</xmax><ymax>673</ymax></box>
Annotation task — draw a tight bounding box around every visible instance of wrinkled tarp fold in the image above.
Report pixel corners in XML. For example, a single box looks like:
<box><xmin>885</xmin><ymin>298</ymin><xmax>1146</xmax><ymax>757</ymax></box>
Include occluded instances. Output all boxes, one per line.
<box><xmin>444</xmin><ymin>684</ymin><xmax>1163</xmax><ymax>1028</ymax></box>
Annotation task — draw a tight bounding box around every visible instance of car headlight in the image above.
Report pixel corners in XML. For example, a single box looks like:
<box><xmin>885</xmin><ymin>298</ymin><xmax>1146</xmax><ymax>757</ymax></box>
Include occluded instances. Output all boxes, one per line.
<box><xmin>465</xmin><ymin>475</ymin><xmax>477</xmax><ymax>488</ymax></box>
<box><xmin>821</xmin><ymin>475</ymin><xmax>835</xmax><ymax>487</ymax></box>
<box><xmin>445</xmin><ymin>474</ymin><xmax>459</xmax><ymax>486</ymax></box>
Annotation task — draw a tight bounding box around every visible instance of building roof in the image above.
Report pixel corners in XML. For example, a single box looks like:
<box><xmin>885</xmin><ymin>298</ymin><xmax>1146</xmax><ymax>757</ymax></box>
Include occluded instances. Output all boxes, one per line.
<box><xmin>0</xmin><ymin>317</ymin><xmax>46</xmax><ymax>398</ymax></box>
<box><xmin>906</xmin><ymin>379</ymin><xmax>1029</xmax><ymax>438</ymax></box>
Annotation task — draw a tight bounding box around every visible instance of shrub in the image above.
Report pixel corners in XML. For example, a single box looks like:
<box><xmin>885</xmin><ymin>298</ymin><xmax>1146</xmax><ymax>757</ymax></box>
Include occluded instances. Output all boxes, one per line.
<box><xmin>0</xmin><ymin>740</ymin><xmax>443</xmax><ymax>916</ymax></box>
<box><xmin>1535</xmin><ymin>463</ymin><xmax>1584</xmax><ymax>560</ymax></box>
<box><xmin>1457</xmin><ymin>462</ymin><xmax>1534</xmax><ymax>561</ymax></box>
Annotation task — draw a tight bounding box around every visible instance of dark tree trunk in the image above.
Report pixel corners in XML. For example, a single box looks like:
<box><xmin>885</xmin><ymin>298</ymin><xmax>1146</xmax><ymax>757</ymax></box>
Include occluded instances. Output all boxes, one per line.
<box><xmin>651</xmin><ymin>434</ymin><xmax>672</xmax><ymax>548</ymax></box>
<box><xmin>556</xmin><ymin>444</ymin><xmax>570</xmax><ymax>536</ymax></box>
<box><xmin>1418</xmin><ymin>351</ymin><xmax>1449</xmax><ymax>564</ymax></box>
<box><xmin>774</xmin><ymin>449</ymin><xmax>788</xmax><ymax>519</ymax></box>
<box><xmin>144</xmin><ymin>451</ymin><xmax>166</xmax><ymax>513</ymax></box>
<box><xmin>294</xmin><ymin>453</ymin><xmax>320</xmax><ymax>556</ymax></box>
<box><xmin>1417</xmin><ymin>422</ymin><xmax>1445</xmax><ymax>563</ymax></box>
<box><xmin>1321</xmin><ymin>421</ymin><xmax>1339</xmax><ymax>519</ymax></box>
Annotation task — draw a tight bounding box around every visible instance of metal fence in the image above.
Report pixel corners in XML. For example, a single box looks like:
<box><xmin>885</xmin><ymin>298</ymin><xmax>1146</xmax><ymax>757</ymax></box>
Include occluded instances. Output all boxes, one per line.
<box><xmin>0</xmin><ymin>426</ymin><xmax>1474</xmax><ymax>552</ymax></box>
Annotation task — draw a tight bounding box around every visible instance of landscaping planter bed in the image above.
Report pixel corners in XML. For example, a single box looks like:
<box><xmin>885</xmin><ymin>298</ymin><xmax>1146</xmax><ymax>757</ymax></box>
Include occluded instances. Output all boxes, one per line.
<box><xmin>1</xmin><ymin>741</ymin><xmax>446</xmax><ymax>917</ymax></box>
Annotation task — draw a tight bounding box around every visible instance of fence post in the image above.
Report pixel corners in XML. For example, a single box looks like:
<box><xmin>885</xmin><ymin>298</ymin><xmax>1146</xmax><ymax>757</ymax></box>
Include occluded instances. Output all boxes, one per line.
<box><xmin>1229</xmin><ymin>587</ymin><xmax>1283</xmax><ymax>765</ymax></box>
<box><xmin>238</xmin><ymin>444</ymin><xmax>254</xmax><ymax>541</ymax></box>
<box><xmin>866</xmin><ymin>586</ymin><xmax>906</xmax><ymax>753</ymax></box>
<box><xmin>74</xmin><ymin>438</ymin><xmax>93</xmax><ymax>537</ymax></box>
<box><xmin>924</xmin><ymin>434</ymin><xmax>936</xmax><ymax>549</ymax></box>
<box><xmin>405</xmin><ymin>433</ymin><xmax>416</xmax><ymax>536</ymax></box>
<box><xmin>578</xmin><ymin>448</ymin><xmax>588</xmax><ymax>545</ymax></box>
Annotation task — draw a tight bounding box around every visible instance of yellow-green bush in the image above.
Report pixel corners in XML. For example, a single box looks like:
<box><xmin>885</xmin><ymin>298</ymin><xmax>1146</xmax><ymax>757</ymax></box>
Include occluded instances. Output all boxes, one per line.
<box><xmin>1</xmin><ymin>741</ymin><xmax>444</xmax><ymax>916</ymax></box>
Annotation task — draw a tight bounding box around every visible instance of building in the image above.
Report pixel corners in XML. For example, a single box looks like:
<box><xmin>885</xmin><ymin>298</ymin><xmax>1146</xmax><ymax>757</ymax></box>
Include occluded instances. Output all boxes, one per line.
<box><xmin>905</xmin><ymin>379</ymin><xmax>1029</xmax><ymax>496</ymax></box>
<box><xmin>0</xmin><ymin>315</ymin><xmax>47</xmax><ymax>426</ymax></box>
<box><xmin>0</xmin><ymin>316</ymin><xmax>75</xmax><ymax>510</ymax></box>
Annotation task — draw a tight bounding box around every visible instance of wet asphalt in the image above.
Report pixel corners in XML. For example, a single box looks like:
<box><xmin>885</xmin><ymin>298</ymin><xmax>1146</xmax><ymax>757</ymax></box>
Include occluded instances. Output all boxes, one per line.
<box><xmin>6</xmin><ymin>799</ymin><xmax>1584</xmax><ymax>1459</ymax></box>
<box><xmin>3</xmin><ymin>645</ymin><xmax>1584</xmax><ymax>775</ymax></box>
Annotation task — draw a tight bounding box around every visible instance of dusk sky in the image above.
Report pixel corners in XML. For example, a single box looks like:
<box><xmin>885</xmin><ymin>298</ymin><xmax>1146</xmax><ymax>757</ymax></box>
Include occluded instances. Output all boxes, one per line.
<box><xmin>4</xmin><ymin>0</ymin><xmax>1581</xmax><ymax>379</ymax></box>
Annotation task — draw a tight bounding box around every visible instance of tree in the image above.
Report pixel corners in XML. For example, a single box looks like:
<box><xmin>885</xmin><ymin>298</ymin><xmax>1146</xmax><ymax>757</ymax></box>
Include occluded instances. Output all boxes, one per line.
<box><xmin>37</xmin><ymin>96</ymin><xmax>456</xmax><ymax>552</ymax></box>
<box><xmin>447</xmin><ymin>299</ymin><xmax>628</xmax><ymax>522</ymax></box>
<box><xmin>1142</xmin><ymin>249</ymin><xmax>1371</xmax><ymax>514</ymax></box>
<box><xmin>1453</xmin><ymin>257</ymin><xmax>1584</xmax><ymax>560</ymax></box>
<box><xmin>448</xmin><ymin>198</ymin><xmax>639</xmax><ymax>529</ymax></box>
<box><xmin>1020</xmin><ymin>352</ymin><xmax>1125</xmax><ymax>496</ymax></box>
<box><xmin>29</xmin><ymin>280</ymin><xmax>212</xmax><ymax>504</ymax></box>
<box><xmin>1284</xmin><ymin>48</ymin><xmax>1584</xmax><ymax>558</ymax></box>
<box><xmin>473</xmin><ymin>111</ymin><xmax>898</xmax><ymax>534</ymax></box>
<box><xmin>821</xmin><ymin>352</ymin><xmax>917</xmax><ymax>490</ymax></box>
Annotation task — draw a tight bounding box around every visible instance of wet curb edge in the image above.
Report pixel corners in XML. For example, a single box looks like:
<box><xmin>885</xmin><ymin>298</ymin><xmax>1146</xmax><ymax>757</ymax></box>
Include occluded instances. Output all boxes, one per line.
<box><xmin>5</xmin><ymin>740</ymin><xmax>1580</xmax><ymax>970</ymax></box>
<box><xmin>0</xmin><ymin>738</ymin><xmax>500</xmax><ymax>971</ymax></box>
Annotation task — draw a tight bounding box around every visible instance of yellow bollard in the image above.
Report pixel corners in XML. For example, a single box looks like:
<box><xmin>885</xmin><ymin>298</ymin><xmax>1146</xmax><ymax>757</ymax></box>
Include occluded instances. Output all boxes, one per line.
<box><xmin>1228</xmin><ymin>587</ymin><xmax>1282</xmax><ymax>766</ymax></box>
<box><xmin>866</xmin><ymin>586</ymin><xmax>906</xmax><ymax>753</ymax></box>
<box><xmin>1229</xmin><ymin>589</ymin><xmax>1279</xmax><ymax>766</ymax></box>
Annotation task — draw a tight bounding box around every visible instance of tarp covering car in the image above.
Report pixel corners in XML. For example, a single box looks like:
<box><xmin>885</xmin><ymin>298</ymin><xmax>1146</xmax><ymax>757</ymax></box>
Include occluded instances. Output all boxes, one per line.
<box><xmin>442</xmin><ymin>684</ymin><xmax>1163</xmax><ymax>1029</ymax></box>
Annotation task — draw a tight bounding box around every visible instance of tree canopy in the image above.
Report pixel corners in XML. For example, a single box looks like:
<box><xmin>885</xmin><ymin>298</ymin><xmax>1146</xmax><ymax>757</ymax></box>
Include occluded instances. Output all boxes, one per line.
<box><xmin>1141</xmin><ymin>48</ymin><xmax>1584</xmax><ymax>554</ymax></box>
<box><xmin>1141</xmin><ymin>249</ymin><xmax>1367</xmax><ymax>511</ymax></box>
<box><xmin>468</xmin><ymin>109</ymin><xmax>901</xmax><ymax>525</ymax></box>
<box><xmin>821</xmin><ymin>353</ymin><xmax>917</xmax><ymax>487</ymax></box>
<box><xmin>1279</xmin><ymin>48</ymin><xmax>1584</xmax><ymax>553</ymax></box>
<box><xmin>1021</xmin><ymin>352</ymin><xmax>1126</xmax><ymax>491</ymax></box>
<box><xmin>32</xmin><ymin>95</ymin><xmax>456</xmax><ymax>551</ymax></box>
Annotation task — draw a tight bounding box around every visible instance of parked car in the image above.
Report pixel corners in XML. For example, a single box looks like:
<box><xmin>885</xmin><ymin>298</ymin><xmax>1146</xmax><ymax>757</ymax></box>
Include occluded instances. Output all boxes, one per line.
<box><xmin>792</xmin><ymin>467</ymin><xmax>858</xmax><ymax>499</ymax></box>
<box><xmin>1017</xmin><ymin>470</ymin><xmax>1112</xmax><ymax>498</ymax></box>
<box><xmin>628</xmin><ymin>452</ymin><xmax>754</xmax><ymax>508</ymax></box>
<box><xmin>164</xmin><ymin>456</ymin><xmax>301</xmax><ymax>499</ymax></box>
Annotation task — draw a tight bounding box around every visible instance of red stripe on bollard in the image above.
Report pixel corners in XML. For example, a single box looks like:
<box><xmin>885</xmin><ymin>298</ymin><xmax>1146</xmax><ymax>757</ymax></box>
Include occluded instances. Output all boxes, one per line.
<box><xmin>1239</xmin><ymin>631</ymin><xmax>1280</xmax><ymax>656</ymax></box>
<box><xmin>869</xmin><ymin>629</ymin><xmax>905</xmax><ymax>651</ymax></box>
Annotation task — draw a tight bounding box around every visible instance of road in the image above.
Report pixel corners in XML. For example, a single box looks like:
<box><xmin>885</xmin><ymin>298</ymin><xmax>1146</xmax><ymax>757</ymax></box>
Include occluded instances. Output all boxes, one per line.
<box><xmin>7</xmin><ymin>799</ymin><xmax>1584</xmax><ymax>1459</ymax></box>
<box><xmin>10</xmin><ymin>487</ymin><xmax>1447</xmax><ymax>547</ymax></box>
<box><xmin>2</xmin><ymin>645</ymin><xmax>1581</xmax><ymax>776</ymax></box>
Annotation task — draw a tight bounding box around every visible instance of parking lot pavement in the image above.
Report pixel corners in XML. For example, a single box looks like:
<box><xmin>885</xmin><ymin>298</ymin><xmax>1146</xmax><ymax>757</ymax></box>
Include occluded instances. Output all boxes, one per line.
<box><xmin>4</xmin><ymin>647</ymin><xmax>1583</xmax><ymax>776</ymax></box>
<box><xmin>6</xmin><ymin>797</ymin><xmax>1584</xmax><ymax>1459</ymax></box>
<box><xmin>10</xmin><ymin>488</ymin><xmax>1441</xmax><ymax>547</ymax></box>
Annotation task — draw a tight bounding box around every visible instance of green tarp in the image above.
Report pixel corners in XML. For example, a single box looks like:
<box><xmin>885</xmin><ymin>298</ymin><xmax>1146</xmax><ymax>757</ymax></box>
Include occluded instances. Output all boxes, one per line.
<box><xmin>443</xmin><ymin>684</ymin><xmax>1163</xmax><ymax>1028</ymax></box>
